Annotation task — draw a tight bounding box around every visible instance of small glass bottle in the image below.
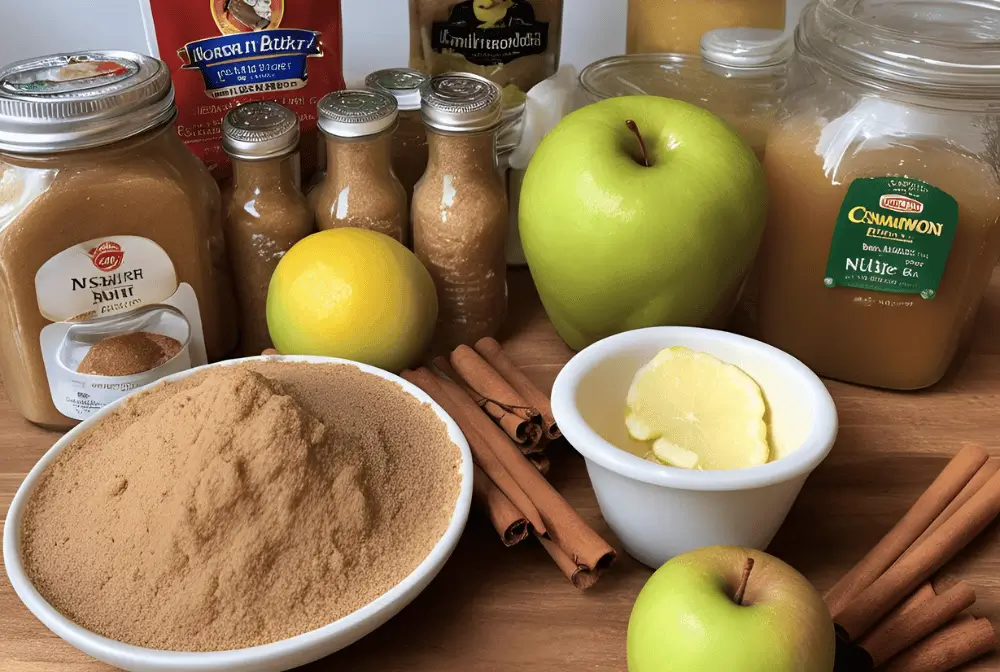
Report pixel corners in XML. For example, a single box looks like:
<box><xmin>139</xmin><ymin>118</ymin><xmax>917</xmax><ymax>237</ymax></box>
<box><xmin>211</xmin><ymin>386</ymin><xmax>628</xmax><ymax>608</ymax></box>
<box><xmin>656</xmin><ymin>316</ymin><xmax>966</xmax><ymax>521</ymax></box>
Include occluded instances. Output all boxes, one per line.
<box><xmin>365</xmin><ymin>68</ymin><xmax>429</xmax><ymax>209</ymax></box>
<box><xmin>412</xmin><ymin>73</ymin><xmax>508</xmax><ymax>351</ymax></box>
<box><xmin>314</xmin><ymin>90</ymin><xmax>408</xmax><ymax>244</ymax></box>
<box><xmin>221</xmin><ymin>102</ymin><xmax>313</xmax><ymax>357</ymax></box>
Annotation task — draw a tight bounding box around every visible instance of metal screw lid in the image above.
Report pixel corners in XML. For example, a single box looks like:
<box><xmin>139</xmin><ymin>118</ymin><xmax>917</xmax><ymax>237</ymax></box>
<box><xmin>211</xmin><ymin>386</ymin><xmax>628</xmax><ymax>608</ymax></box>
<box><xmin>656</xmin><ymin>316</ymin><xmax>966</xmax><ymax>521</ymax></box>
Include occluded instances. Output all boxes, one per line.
<box><xmin>222</xmin><ymin>102</ymin><xmax>300</xmax><ymax>160</ymax></box>
<box><xmin>317</xmin><ymin>89</ymin><xmax>398</xmax><ymax>139</ymax></box>
<box><xmin>0</xmin><ymin>50</ymin><xmax>175</xmax><ymax>154</ymax></box>
<box><xmin>365</xmin><ymin>68</ymin><xmax>428</xmax><ymax>112</ymax></box>
<box><xmin>419</xmin><ymin>73</ymin><xmax>503</xmax><ymax>133</ymax></box>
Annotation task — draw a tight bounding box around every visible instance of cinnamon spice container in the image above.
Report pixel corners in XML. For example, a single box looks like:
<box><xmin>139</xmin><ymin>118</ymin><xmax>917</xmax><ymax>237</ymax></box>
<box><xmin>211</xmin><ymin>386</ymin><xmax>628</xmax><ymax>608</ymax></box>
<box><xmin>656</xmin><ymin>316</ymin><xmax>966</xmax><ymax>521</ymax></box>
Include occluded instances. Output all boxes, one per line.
<box><xmin>412</xmin><ymin>74</ymin><xmax>509</xmax><ymax>352</ymax></box>
<box><xmin>365</xmin><ymin>68</ymin><xmax>429</xmax><ymax>209</ymax></box>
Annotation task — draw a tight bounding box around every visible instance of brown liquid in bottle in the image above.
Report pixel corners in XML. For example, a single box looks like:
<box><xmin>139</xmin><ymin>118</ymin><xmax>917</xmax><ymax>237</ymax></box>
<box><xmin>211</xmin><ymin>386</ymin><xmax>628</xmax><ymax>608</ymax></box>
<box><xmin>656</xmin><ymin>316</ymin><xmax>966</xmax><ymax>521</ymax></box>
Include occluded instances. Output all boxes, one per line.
<box><xmin>759</xmin><ymin>118</ymin><xmax>1000</xmax><ymax>389</ymax></box>
<box><xmin>223</xmin><ymin>153</ymin><xmax>313</xmax><ymax>356</ymax></box>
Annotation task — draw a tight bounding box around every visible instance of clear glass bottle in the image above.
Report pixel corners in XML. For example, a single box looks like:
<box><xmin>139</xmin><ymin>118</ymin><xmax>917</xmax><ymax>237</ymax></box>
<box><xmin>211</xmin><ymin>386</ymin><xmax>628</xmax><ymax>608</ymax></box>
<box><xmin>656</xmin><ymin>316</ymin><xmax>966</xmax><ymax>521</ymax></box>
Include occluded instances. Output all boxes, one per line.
<box><xmin>412</xmin><ymin>74</ymin><xmax>508</xmax><ymax>351</ymax></box>
<box><xmin>758</xmin><ymin>0</ymin><xmax>1000</xmax><ymax>389</ymax></box>
<box><xmin>221</xmin><ymin>102</ymin><xmax>313</xmax><ymax>357</ymax></box>
<box><xmin>313</xmin><ymin>90</ymin><xmax>408</xmax><ymax>244</ymax></box>
<box><xmin>627</xmin><ymin>0</ymin><xmax>785</xmax><ymax>55</ymax></box>
<box><xmin>365</xmin><ymin>68</ymin><xmax>429</xmax><ymax>210</ymax></box>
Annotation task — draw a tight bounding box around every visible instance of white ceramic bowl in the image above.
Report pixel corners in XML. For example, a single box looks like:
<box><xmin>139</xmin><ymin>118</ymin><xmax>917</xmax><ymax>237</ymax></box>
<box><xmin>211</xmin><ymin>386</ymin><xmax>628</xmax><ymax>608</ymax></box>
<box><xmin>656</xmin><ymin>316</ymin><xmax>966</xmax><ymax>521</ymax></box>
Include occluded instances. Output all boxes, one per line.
<box><xmin>551</xmin><ymin>327</ymin><xmax>837</xmax><ymax>570</ymax></box>
<box><xmin>3</xmin><ymin>355</ymin><xmax>474</xmax><ymax>672</ymax></box>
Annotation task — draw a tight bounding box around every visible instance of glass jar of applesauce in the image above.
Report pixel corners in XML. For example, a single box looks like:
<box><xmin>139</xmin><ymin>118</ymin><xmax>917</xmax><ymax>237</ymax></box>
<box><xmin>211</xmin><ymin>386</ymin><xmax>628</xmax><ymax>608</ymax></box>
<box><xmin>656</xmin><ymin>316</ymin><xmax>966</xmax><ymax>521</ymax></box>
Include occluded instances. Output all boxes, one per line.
<box><xmin>758</xmin><ymin>0</ymin><xmax>1000</xmax><ymax>390</ymax></box>
<box><xmin>627</xmin><ymin>0</ymin><xmax>785</xmax><ymax>55</ymax></box>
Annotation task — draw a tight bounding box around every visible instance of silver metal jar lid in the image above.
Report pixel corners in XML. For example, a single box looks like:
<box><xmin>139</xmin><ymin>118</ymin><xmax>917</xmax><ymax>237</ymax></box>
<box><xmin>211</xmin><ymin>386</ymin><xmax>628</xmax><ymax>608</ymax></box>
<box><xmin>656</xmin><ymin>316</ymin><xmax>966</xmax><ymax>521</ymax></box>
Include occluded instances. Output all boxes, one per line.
<box><xmin>0</xmin><ymin>50</ymin><xmax>175</xmax><ymax>154</ymax></box>
<box><xmin>419</xmin><ymin>73</ymin><xmax>503</xmax><ymax>133</ymax></box>
<box><xmin>222</xmin><ymin>102</ymin><xmax>299</xmax><ymax>160</ymax></box>
<box><xmin>365</xmin><ymin>68</ymin><xmax>427</xmax><ymax>112</ymax></box>
<box><xmin>317</xmin><ymin>89</ymin><xmax>398</xmax><ymax>139</ymax></box>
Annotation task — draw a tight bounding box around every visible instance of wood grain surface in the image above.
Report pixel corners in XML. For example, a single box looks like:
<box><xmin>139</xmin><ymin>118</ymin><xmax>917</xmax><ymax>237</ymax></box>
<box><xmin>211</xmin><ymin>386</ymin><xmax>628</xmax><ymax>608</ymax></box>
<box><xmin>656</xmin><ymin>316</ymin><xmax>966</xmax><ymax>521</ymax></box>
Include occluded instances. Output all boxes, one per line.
<box><xmin>2</xmin><ymin>269</ymin><xmax>999</xmax><ymax>671</ymax></box>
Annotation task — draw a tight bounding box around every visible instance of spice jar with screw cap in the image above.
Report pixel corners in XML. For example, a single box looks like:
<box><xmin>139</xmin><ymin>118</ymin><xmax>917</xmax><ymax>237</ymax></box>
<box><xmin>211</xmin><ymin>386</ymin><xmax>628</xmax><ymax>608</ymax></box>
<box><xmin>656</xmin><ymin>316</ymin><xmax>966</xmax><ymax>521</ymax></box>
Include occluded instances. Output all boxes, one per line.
<box><xmin>313</xmin><ymin>89</ymin><xmax>408</xmax><ymax>244</ymax></box>
<box><xmin>365</xmin><ymin>68</ymin><xmax>429</xmax><ymax>208</ymax></box>
<box><xmin>221</xmin><ymin>101</ymin><xmax>314</xmax><ymax>357</ymax></box>
<box><xmin>412</xmin><ymin>73</ymin><xmax>508</xmax><ymax>351</ymax></box>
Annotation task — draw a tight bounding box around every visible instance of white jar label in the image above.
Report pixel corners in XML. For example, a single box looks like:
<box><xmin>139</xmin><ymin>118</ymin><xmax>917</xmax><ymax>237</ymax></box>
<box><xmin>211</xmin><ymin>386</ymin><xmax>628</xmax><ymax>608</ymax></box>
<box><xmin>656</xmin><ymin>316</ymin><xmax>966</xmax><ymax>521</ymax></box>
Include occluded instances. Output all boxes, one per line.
<box><xmin>36</xmin><ymin>236</ymin><xmax>208</xmax><ymax>421</ymax></box>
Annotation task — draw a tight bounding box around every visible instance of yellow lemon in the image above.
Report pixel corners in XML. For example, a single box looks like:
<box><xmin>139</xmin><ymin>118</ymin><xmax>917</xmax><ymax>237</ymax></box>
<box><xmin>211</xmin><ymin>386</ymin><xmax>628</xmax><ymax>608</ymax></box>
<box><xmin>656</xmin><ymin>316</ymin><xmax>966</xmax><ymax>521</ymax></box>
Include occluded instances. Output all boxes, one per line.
<box><xmin>625</xmin><ymin>346</ymin><xmax>769</xmax><ymax>470</ymax></box>
<box><xmin>266</xmin><ymin>228</ymin><xmax>437</xmax><ymax>372</ymax></box>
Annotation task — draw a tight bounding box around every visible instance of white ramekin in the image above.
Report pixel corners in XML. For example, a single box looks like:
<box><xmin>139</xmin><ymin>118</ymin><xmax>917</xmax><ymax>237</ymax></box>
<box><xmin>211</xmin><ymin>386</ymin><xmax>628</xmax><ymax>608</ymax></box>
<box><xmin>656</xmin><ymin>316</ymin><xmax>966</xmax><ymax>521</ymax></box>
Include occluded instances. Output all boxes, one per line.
<box><xmin>551</xmin><ymin>327</ymin><xmax>837</xmax><ymax>570</ymax></box>
<box><xmin>3</xmin><ymin>355</ymin><xmax>474</xmax><ymax>672</ymax></box>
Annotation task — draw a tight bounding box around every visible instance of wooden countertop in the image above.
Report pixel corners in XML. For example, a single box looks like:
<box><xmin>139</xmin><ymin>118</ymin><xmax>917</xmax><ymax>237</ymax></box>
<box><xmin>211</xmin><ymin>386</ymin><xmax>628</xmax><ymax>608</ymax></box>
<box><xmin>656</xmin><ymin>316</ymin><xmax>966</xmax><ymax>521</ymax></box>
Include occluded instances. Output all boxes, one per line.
<box><xmin>2</xmin><ymin>269</ymin><xmax>999</xmax><ymax>671</ymax></box>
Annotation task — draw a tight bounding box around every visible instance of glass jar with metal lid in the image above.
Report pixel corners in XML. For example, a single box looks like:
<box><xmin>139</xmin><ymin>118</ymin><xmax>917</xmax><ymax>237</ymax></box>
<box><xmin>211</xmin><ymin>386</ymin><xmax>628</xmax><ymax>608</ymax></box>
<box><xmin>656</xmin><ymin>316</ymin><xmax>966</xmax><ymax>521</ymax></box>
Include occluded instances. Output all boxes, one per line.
<box><xmin>0</xmin><ymin>50</ymin><xmax>237</xmax><ymax>429</ymax></box>
<box><xmin>366</xmin><ymin>68</ymin><xmax>429</xmax><ymax>207</ymax></box>
<box><xmin>412</xmin><ymin>73</ymin><xmax>508</xmax><ymax>351</ymax></box>
<box><xmin>221</xmin><ymin>101</ymin><xmax>314</xmax><ymax>357</ymax></box>
<box><xmin>312</xmin><ymin>89</ymin><xmax>408</xmax><ymax>244</ymax></box>
<box><xmin>758</xmin><ymin>0</ymin><xmax>1000</xmax><ymax>390</ymax></box>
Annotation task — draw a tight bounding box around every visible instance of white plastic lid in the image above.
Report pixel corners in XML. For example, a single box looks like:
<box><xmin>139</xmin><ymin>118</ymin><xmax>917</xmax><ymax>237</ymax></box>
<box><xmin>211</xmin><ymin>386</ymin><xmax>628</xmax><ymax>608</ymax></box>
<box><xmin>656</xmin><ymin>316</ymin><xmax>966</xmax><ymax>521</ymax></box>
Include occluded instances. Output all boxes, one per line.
<box><xmin>700</xmin><ymin>28</ymin><xmax>793</xmax><ymax>69</ymax></box>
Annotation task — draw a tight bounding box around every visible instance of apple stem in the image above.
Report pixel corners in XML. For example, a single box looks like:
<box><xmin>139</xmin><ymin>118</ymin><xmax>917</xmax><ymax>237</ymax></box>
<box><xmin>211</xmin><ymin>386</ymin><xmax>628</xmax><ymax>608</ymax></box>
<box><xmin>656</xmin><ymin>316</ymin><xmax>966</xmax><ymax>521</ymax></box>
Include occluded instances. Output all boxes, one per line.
<box><xmin>734</xmin><ymin>557</ymin><xmax>755</xmax><ymax>606</ymax></box>
<box><xmin>625</xmin><ymin>120</ymin><xmax>651</xmax><ymax>168</ymax></box>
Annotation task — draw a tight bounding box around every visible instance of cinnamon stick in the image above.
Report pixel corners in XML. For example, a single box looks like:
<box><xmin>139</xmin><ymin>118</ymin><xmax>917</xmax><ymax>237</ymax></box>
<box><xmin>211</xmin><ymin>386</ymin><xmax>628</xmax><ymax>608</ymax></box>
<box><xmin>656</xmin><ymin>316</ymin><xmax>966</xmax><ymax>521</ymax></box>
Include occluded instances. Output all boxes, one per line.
<box><xmin>883</xmin><ymin>616</ymin><xmax>997</xmax><ymax>672</ymax></box>
<box><xmin>434</xmin><ymin>355</ymin><xmax>543</xmax><ymax>452</ymax></box>
<box><xmin>261</xmin><ymin>348</ymin><xmax>278</xmax><ymax>355</ymax></box>
<box><xmin>835</xmin><ymin>463</ymin><xmax>1000</xmax><ymax>640</ymax></box>
<box><xmin>886</xmin><ymin>582</ymin><xmax>936</xmax><ymax>623</ymax></box>
<box><xmin>902</xmin><ymin>460</ymin><xmax>1000</xmax><ymax>561</ymax></box>
<box><xmin>474</xmin><ymin>337</ymin><xmax>560</xmax><ymax>439</ymax></box>
<box><xmin>529</xmin><ymin>452</ymin><xmax>551</xmax><ymax>477</ymax></box>
<box><xmin>536</xmin><ymin>532</ymin><xmax>600</xmax><ymax>590</ymax></box>
<box><xmin>826</xmin><ymin>444</ymin><xmax>988</xmax><ymax>618</ymax></box>
<box><xmin>402</xmin><ymin>368</ymin><xmax>547</xmax><ymax>536</ymax></box>
<box><xmin>860</xmin><ymin>581</ymin><xmax>976</xmax><ymax>667</ymax></box>
<box><xmin>419</xmin><ymin>367</ymin><xmax>615</xmax><ymax>583</ymax></box>
<box><xmin>474</xmin><ymin>466</ymin><xmax>529</xmax><ymax>547</ymax></box>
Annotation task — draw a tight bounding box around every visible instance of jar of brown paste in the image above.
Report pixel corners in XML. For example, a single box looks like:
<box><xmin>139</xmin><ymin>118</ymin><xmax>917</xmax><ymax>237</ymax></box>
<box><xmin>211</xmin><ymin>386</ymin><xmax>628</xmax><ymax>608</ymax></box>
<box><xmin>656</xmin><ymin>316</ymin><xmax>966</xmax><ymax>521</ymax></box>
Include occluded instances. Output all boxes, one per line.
<box><xmin>413</xmin><ymin>73</ymin><xmax>508</xmax><ymax>351</ymax></box>
<box><xmin>313</xmin><ymin>90</ymin><xmax>408</xmax><ymax>244</ymax></box>
<box><xmin>0</xmin><ymin>50</ymin><xmax>237</xmax><ymax>428</ymax></box>
<box><xmin>365</xmin><ymin>68</ymin><xmax>429</xmax><ymax>209</ymax></box>
<box><xmin>222</xmin><ymin>102</ymin><xmax>313</xmax><ymax>357</ymax></box>
<box><xmin>758</xmin><ymin>0</ymin><xmax>1000</xmax><ymax>389</ymax></box>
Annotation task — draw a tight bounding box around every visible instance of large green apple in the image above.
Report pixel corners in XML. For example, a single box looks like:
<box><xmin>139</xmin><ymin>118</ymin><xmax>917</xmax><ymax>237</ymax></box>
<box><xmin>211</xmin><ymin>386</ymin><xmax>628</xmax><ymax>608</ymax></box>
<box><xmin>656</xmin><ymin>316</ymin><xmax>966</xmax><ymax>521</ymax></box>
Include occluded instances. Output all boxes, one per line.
<box><xmin>519</xmin><ymin>96</ymin><xmax>766</xmax><ymax>351</ymax></box>
<box><xmin>627</xmin><ymin>546</ymin><xmax>835</xmax><ymax>672</ymax></box>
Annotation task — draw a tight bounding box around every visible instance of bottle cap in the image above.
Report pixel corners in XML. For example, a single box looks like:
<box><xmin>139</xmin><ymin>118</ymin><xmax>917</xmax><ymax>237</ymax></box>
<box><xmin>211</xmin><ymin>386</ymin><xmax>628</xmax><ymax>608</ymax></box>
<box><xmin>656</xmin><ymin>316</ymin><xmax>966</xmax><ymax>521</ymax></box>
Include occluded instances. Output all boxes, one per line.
<box><xmin>317</xmin><ymin>89</ymin><xmax>398</xmax><ymax>139</ymax></box>
<box><xmin>222</xmin><ymin>101</ymin><xmax>300</xmax><ymax>160</ymax></box>
<box><xmin>365</xmin><ymin>68</ymin><xmax>427</xmax><ymax>112</ymax></box>
<box><xmin>0</xmin><ymin>50</ymin><xmax>174</xmax><ymax>154</ymax></box>
<box><xmin>419</xmin><ymin>73</ymin><xmax>503</xmax><ymax>133</ymax></box>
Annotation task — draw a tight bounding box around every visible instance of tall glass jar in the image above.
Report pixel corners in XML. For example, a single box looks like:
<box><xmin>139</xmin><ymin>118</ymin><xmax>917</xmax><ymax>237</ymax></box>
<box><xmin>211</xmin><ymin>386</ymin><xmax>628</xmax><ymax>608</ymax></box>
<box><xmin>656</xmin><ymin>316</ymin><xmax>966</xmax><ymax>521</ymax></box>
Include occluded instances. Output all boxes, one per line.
<box><xmin>627</xmin><ymin>0</ymin><xmax>785</xmax><ymax>55</ymax></box>
<box><xmin>313</xmin><ymin>90</ymin><xmax>408</xmax><ymax>244</ymax></box>
<box><xmin>412</xmin><ymin>74</ymin><xmax>508</xmax><ymax>351</ymax></box>
<box><xmin>758</xmin><ymin>0</ymin><xmax>1000</xmax><ymax>390</ymax></box>
<box><xmin>221</xmin><ymin>102</ymin><xmax>313</xmax><ymax>357</ymax></box>
<box><xmin>365</xmin><ymin>68</ymin><xmax>429</xmax><ymax>210</ymax></box>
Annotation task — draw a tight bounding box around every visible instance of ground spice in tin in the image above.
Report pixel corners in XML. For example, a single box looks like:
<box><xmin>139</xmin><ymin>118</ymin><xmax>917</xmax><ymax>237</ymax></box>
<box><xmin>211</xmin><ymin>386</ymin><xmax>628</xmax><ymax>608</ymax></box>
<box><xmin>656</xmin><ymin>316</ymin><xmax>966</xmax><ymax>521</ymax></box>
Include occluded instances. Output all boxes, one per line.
<box><xmin>21</xmin><ymin>361</ymin><xmax>461</xmax><ymax>651</ymax></box>
<box><xmin>77</xmin><ymin>332</ymin><xmax>182</xmax><ymax>376</ymax></box>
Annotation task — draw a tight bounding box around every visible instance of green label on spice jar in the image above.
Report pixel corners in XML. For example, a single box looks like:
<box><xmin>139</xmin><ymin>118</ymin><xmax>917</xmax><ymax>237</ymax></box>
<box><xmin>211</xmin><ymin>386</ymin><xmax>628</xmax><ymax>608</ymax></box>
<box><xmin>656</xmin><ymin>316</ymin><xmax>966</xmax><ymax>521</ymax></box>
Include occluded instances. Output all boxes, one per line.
<box><xmin>823</xmin><ymin>177</ymin><xmax>958</xmax><ymax>299</ymax></box>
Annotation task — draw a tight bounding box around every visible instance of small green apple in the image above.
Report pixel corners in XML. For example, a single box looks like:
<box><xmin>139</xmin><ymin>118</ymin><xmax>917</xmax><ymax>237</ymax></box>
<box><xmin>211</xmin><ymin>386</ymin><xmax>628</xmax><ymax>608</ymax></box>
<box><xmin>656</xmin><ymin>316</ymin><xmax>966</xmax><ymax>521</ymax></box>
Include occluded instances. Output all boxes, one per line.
<box><xmin>627</xmin><ymin>546</ymin><xmax>835</xmax><ymax>672</ymax></box>
<box><xmin>519</xmin><ymin>96</ymin><xmax>766</xmax><ymax>351</ymax></box>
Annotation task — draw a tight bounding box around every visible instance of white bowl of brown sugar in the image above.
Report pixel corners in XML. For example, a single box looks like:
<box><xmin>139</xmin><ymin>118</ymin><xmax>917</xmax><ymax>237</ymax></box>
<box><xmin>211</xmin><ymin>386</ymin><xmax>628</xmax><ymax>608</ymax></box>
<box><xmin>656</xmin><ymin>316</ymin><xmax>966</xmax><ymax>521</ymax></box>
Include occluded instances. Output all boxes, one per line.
<box><xmin>3</xmin><ymin>355</ymin><xmax>473</xmax><ymax>672</ymax></box>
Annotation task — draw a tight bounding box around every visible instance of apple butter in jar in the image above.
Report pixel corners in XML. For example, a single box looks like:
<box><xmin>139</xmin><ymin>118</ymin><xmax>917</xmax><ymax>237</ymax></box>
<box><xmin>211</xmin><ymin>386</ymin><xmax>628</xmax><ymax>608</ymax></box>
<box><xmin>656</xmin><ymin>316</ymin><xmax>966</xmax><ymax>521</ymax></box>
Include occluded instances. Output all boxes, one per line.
<box><xmin>365</xmin><ymin>68</ymin><xmax>429</xmax><ymax>209</ymax></box>
<box><xmin>627</xmin><ymin>0</ymin><xmax>785</xmax><ymax>55</ymax></box>
<box><xmin>758</xmin><ymin>0</ymin><xmax>1000</xmax><ymax>389</ymax></box>
<box><xmin>412</xmin><ymin>73</ymin><xmax>508</xmax><ymax>351</ymax></box>
<box><xmin>221</xmin><ymin>102</ymin><xmax>313</xmax><ymax>357</ymax></box>
<box><xmin>313</xmin><ymin>90</ymin><xmax>408</xmax><ymax>244</ymax></box>
<box><xmin>0</xmin><ymin>51</ymin><xmax>237</xmax><ymax>428</ymax></box>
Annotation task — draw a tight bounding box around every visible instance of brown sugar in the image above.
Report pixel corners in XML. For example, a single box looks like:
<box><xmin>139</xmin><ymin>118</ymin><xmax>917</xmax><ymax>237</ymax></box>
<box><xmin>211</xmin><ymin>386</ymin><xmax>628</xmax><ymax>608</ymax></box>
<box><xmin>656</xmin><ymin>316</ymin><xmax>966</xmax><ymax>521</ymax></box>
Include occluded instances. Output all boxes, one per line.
<box><xmin>77</xmin><ymin>332</ymin><xmax>182</xmax><ymax>377</ymax></box>
<box><xmin>21</xmin><ymin>361</ymin><xmax>462</xmax><ymax>651</ymax></box>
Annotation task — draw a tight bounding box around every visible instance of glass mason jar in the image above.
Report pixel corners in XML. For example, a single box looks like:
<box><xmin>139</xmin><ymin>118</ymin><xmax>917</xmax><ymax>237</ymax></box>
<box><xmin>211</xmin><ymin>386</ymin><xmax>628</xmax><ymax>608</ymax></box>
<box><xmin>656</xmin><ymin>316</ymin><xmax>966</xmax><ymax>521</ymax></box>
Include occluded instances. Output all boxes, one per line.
<box><xmin>365</xmin><ymin>68</ymin><xmax>429</xmax><ymax>211</ymax></box>
<box><xmin>221</xmin><ymin>102</ymin><xmax>313</xmax><ymax>357</ymax></box>
<box><xmin>627</xmin><ymin>0</ymin><xmax>785</xmax><ymax>55</ymax></box>
<box><xmin>0</xmin><ymin>51</ymin><xmax>237</xmax><ymax>428</ymax></box>
<box><xmin>758</xmin><ymin>0</ymin><xmax>1000</xmax><ymax>390</ymax></box>
<box><xmin>313</xmin><ymin>90</ymin><xmax>408</xmax><ymax>245</ymax></box>
<box><xmin>412</xmin><ymin>74</ymin><xmax>508</xmax><ymax>352</ymax></box>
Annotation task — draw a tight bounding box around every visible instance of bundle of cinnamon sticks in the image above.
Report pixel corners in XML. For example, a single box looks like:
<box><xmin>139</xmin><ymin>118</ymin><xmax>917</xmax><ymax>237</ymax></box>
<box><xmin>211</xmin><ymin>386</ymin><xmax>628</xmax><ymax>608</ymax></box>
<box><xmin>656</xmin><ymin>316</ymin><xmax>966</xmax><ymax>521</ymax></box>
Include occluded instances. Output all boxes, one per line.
<box><xmin>403</xmin><ymin>337</ymin><xmax>616</xmax><ymax>589</ymax></box>
<box><xmin>825</xmin><ymin>443</ymin><xmax>1000</xmax><ymax>670</ymax></box>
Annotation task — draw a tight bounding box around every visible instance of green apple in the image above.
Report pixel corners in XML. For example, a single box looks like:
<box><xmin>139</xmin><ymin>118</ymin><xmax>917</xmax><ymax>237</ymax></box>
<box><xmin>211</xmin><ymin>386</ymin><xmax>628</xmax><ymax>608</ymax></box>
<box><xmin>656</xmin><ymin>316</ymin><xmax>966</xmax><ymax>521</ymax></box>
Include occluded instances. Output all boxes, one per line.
<box><xmin>627</xmin><ymin>546</ymin><xmax>835</xmax><ymax>672</ymax></box>
<box><xmin>519</xmin><ymin>96</ymin><xmax>766</xmax><ymax>351</ymax></box>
